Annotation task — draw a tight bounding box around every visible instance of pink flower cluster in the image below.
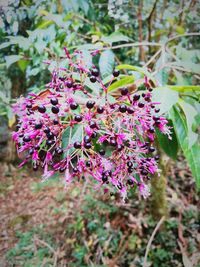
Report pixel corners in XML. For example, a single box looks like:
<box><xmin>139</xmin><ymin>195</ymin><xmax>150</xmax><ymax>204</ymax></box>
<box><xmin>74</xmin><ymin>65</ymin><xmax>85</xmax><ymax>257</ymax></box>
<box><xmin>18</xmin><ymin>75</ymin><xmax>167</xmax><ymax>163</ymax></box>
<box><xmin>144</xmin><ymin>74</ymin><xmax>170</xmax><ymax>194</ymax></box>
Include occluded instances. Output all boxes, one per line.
<box><xmin>12</xmin><ymin>48</ymin><xmax>171</xmax><ymax>201</ymax></box>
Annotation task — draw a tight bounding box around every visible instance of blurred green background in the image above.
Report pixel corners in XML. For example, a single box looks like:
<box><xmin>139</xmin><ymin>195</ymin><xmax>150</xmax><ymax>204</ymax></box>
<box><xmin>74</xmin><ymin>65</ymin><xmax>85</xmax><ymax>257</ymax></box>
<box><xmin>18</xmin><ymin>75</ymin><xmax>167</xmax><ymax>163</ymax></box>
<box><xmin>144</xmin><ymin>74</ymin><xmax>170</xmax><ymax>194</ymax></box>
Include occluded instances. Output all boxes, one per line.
<box><xmin>0</xmin><ymin>1</ymin><xmax>199</xmax><ymax>266</ymax></box>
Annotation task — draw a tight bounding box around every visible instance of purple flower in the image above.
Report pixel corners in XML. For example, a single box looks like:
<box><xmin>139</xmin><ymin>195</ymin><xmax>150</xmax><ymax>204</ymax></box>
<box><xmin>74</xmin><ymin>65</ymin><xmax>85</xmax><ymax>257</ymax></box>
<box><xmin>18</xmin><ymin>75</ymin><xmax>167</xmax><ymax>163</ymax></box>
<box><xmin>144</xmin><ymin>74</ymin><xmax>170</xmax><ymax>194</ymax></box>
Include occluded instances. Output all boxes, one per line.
<box><xmin>12</xmin><ymin>48</ymin><xmax>171</xmax><ymax>201</ymax></box>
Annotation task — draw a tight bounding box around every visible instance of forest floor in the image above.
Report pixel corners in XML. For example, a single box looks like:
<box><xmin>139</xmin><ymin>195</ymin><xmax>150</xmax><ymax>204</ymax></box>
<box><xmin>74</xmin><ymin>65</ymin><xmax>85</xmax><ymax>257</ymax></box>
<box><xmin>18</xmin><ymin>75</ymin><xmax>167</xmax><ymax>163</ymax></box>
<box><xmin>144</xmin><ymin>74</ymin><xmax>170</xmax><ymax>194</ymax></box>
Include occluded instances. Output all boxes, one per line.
<box><xmin>0</xmin><ymin>157</ymin><xmax>199</xmax><ymax>267</ymax></box>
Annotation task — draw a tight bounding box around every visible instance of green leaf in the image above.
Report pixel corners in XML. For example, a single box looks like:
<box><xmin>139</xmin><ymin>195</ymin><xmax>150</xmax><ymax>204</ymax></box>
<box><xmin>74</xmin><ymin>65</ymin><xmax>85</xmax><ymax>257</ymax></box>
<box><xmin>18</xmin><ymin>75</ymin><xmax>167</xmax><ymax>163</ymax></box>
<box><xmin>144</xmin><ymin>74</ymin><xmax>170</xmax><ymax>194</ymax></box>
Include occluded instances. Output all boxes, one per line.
<box><xmin>108</xmin><ymin>76</ymin><xmax>134</xmax><ymax>92</ymax></box>
<box><xmin>116</xmin><ymin>64</ymin><xmax>157</xmax><ymax>85</ymax></box>
<box><xmin>37</xmin><ymin>20</ymin><xmax>54</xmax><ymax>29</ymax></box>
<box><xmin>168</xmin><ymin>85</ymin><xmax>200</xmax><ymax>92</ymax></box>
<box><xmin>62</xmin><ymin>125</ymin><xmax>82</xmax><ymax>157</ymax></box>
<box><xmin>0</xmin><ymin>42</ymin><xmax>12</xmax><ymax>50</ymax></box>
<box><xmin>152</xmin><ymin>87</ymin><xmax>179</xmax><ymax>115</ymax></box>
<box><xmin>72</xmin><ymin>72</ymin><xmax>101</xmax><ymax>95</ymax></box>
<box><xmin>99</xmin><ymin>50</ymin><xmax>115</xmax><ymax>79</ymax></box>
<box><xmin>5</xmin><ymin>55</ymin><xmax>22</xmax><ymax>68</ymax></box>
<box><xmin>17</xmin><ymin>59</ymin><xmax>29</xmax><ymax>72</ymax></box>
<box><xmin>101</xmin><ymin>32</ymin><xmax>130</xmax><ymax>44</ymax></box>
<box><xmin>169</xmin><ymin>105</ymin><xmax>200</xmax><ymax>188</ymax></box>
<box><xmin>156</xmin><ymin>120</ymin><xmax>179</xmax><ymax>160</ymax></box>
<box><xmin>179</xmin><ymin>100</ymin><xmax>198</xmax><ymax>148</ymax></box>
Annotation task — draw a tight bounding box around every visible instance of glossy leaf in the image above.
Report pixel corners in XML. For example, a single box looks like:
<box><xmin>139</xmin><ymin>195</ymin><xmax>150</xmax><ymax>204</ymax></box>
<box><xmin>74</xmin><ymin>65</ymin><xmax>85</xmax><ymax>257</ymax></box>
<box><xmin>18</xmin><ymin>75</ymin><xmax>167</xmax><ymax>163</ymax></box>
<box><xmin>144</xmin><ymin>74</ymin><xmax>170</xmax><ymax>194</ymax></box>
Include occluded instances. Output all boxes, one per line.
<box><xmin>156</xmin><ymin>120</ymin><xmax>179</xmax><ymax>160</ymax></box>
<box><xmin>152</xmin><ymin>87</ymin><xmax>179</xmax><ymax>115</ymax></box>
<box><xmin>169</xmin><ymin>105</ymin><xmax>200</xmax><ymax>188</ymax></box>
<box><xmin>17</xmin><ymin>59</ymin><xmax>29</xmax><ymax>72</ymax></box>
<box><xmin>168</xmin><ymin>85</ymin><xmax>200</xmax><ymax>92</ymax></box>
<box><xmin>179</xmin><ymin>100</ymin><xmax>198</xmax><ymax>148</ymax></box>
<box><xmin>99</xmin><ymin>50</ymin><xmax>115</xmax><ymax>79</ymax></box>
<box><xmin>116</xmin><ymin>64</ymin><xmax>157</xmax><ymax>85</ymax></box>
<box><xmin>108</xmin><ymin>76</ymin><xmax>134</xmax><ymax>92</ymax></box>
<box><xmin>5</xmin><ymin>55</ymin><xmax>22</xmax><ymax>68</ymax></box>
<box><xmin>101</xmin><ymin>32</ymin><xmax>130</xmax><ymax>44</ymax></box>
<box><xmin>62</xmin><ymin>124</ymin><xmax>82</xmax><ymax>157</ymax></box>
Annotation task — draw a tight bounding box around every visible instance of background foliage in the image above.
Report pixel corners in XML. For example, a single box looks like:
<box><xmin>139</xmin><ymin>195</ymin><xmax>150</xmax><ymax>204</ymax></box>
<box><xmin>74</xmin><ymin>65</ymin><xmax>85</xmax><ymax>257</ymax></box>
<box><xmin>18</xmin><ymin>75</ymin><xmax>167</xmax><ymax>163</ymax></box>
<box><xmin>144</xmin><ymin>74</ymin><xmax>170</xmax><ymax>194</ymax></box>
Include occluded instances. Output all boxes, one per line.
<box><xmin>0</xmin><ymin>1</ymin><xmax>200</xmax><ymax>266</ymax></box>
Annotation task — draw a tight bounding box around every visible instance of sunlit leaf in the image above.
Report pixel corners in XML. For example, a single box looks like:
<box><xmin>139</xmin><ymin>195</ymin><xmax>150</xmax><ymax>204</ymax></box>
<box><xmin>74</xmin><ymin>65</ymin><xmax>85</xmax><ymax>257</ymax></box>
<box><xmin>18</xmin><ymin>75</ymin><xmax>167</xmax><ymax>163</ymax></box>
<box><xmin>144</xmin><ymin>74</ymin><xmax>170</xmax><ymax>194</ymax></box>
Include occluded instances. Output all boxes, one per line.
<box><xmin>108</xmin><ymin>76</ymin><xmax>135</xmax><ymax>92</ymax></box>
<box><xmin>5</xmin><ymin>55</ymin><xmax>22</xmax><ymax>68</ymax></box>
<box><xmin>99</xmin><ymin>50</ymin><xmax>115</xmax><ymax>78</ymax></box>
<box><xmin>116</xmin><ymin>64</ymin><xmax>157</xmax><ymax>85</ymax></box>
<box><xmin>152</xmin><ymin>87</ymin><xmax>179</xmax><ymax>114</ymax></box>
<box><xmin>169</xmin><ymin>105</ymin><xmax>200</xmax><ymax>188</ymax></box>
<box><xmin>179</xmin><ymin>100</ymin><xmax>198</xmax><ymax>147</ymax></box>
<box><xmin>101</xmin><ymin>32</ymin><xmax>130</xmax><ymax>44</ymax></box>
<box><xmin>168</xmin><ymin>85</ymin><xmax>200</xmax><ymax>92</ymax></box>
<box><xmin>62</xmin><ymin>124</ymin><xmax>82</xmax><ymax>157</ymax></box>
<box><xmin>156</xmin><ymin>120</ymin><xmax>179</xmax><ymax>160</ymax></box>
<box><xmin>17</xmin><ymin>59</ymin><xmax>29</xmax><ymax>72</ymax></box>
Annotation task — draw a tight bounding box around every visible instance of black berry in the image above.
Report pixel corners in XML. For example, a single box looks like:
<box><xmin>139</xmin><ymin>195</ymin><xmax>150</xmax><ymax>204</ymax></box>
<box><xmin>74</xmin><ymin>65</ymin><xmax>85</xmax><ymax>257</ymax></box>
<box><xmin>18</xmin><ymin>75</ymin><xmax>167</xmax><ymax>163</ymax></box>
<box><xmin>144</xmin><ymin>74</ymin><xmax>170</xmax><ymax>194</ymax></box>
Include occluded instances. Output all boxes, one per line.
<box><xmin>74</xmin><ymin>141</ymin><xmax>81</xmax><ymax>149</ymax></box>
<box><xmin>113</xmin><ymin>69</ymin><xmax>120</xmax><ymax>77</ymax></box>
<box><xmin>86</xmin><ymin>100</ymin><xmax>95</xmax><ymax>109</ymax></box>
<box><xmin>44</xmin><ymin>127</ymin><xmax>50</xmax><ymax>134</ymax></box>
<box><xmin>51</xmin><ymin>106</ymin><xmax>59</xmax><ymax>114</ymax></box>
<box><xmin>91</xmin><ymin>132</ymin><xmax>97</xmax><ymax>138</ymax></box>
<box><xmin>121</xmin><ymin>87</ymin><xmax>128</xmax><ymax>95</ymax></box>
<box><xmin>55</xmin><ymin>147</ymin><xmax>63</xmax><ymax>154</ymax></box>
<box><xmin>38</xmin><ymin>105</ymin><xmax>46</xmax><ymax>113</ymax></box>
<box><xmin>35</xmin><ymin>123</ymin><xmax>43</xmax><ymax>130</ymax></box>
<box><xmin>46</xmin><ymin>140</ymin><xmax>54</xmax><ymax>146</ymax></box>
<box><xmin>117</xmin><ymin>144</ymin><xmax>124</xmax><ymax>151</ymax></box>
<box><xmin>127</xmin><ymin>179</ymin><xmax>133</xmax><ymax>185</ymax></box>
<box><xmin>29</xmin><ymin>148</ymin><xmax>34</xmax><ymax>155</ymax></box>
<box><xmin>23</xmin><ymin>135</ymin><xmax>31</xmax><ymax>142</ymax></box>
<box><xmin>26</xmin><ymin>103</ymin><xmax>32</xmax><ymax>109</ymax></box>
<box><xmin>84</xmin><ymin>135</ymin><xmax>91</xmax><ymax>143</ymax></box>
<box><xmin>53</xmin><ymin>119</ymin><xmax>59</xmax><ymax>125</ymax></box>
<box><xmin>133</xmin><ymin>94</ymin><xmax>140</xmax><ymax>101</ymax></box>
<box><xmin>75</xmin><ymin>115</ymin><xmax>82</xmax><ymax>122</ymax></box>
<box><xmin>89</xmin><ymin>121</ymin><xmax>96</xmax><ymax>129</ymax></box>
<box><xmin>127</xmin><ymin>107</ymin><xmax>134</xmax><ymax>114</ymax></box>
<box><xmin>66</xmin><ymin>81</ymin><xmax>73</xmax><ymax>88</ymax></box>
<box><xmin>142</xmin><ymin>169</ymin><xmax>148</xmax><ymax>176</ymax></box>
<box><xmin>127</xmin><ymin>161</ymin><xmax>133</xmax><ymax>167</ymax></box>
<box><xmin>46</xmin><ymin>132</ymin><xmax>54</xmax><ymax>139</ymax></box>
<box><xmin>119</xmin><ymin>104</ymin><xmax>127</xmax><ymax>113</ymax></box>
<box><xmin>91</xmin><ymin>68</ymin><xmax>99</xmax><ymax>77</ymax></box>
<box><xmin>85</xmin><ymin>161</ymin><xmax>91</xmax><ymax>167</ymax></box>
<box><xmin>97</xmin><ymin>106</ymin><xmax>104</xmax><ymax>114</ymax></box>
<box><xmin>149</xmin><ymin>127</ymin><xmax>155</xmax><ymax>133</ymax></box>
<box><xmin>70</xmin><ymin>102</ymin><xmax>78</xmax><ymax>110</ymax></box>
<box><xmin>50</xmin><ymin>97</ymin><xmax>58</xmax><ymax>105</ymax></box>
<box><xmin>84</xmin><ymin>142</ymin><xmax>92</xmax><ymax>149</ymax></box>
<box><xmin>99</xmin><ymin>149</ymin><xmax>105</xmax><ymax>155</ymax></box>
<box><xmin>90</xmin><ymin>76</ymin><xmax>97</xmax><ymax>83</ymax></box>
<box><xmin>138</xmin><ymin>102</ymin><xmax>144</xmax><ymax>108</ymax></box>
<box><xmin>149</xmin><ymin>146</ymin><xmax>156</xmax><ymax>153</ymax></box>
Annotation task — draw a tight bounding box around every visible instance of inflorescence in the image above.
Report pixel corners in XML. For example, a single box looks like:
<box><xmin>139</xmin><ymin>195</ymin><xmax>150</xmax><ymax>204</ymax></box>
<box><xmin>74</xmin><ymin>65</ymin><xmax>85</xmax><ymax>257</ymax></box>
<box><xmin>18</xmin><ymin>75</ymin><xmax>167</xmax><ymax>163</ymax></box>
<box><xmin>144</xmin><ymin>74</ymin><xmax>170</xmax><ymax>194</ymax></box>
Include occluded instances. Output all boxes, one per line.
<box><xmin>12</xmin><ymin>48</ymin><xmax>171</xmax><ymax>201</ymax></box>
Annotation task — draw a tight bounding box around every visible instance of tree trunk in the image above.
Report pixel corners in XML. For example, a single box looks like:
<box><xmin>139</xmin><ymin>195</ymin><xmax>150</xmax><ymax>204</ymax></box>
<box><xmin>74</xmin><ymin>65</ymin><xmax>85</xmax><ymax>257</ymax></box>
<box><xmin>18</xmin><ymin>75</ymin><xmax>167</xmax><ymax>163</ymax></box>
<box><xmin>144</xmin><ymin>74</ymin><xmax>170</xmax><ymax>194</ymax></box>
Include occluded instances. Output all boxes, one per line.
<box><xmin>150</xmin><ymin>152</ymin><xmax>169</xmax><ymax>219</ymax></box>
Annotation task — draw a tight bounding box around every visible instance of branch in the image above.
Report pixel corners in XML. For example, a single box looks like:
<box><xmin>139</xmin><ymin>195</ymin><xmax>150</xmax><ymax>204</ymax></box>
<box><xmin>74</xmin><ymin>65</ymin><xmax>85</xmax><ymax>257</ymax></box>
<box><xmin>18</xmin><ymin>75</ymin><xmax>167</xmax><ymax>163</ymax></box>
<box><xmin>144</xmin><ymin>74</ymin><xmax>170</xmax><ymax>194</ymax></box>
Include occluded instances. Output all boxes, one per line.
<box><xmin>143</xmin><ymin>48</ymin><xmax>162</xmax><ymax>68</ymax></box>
<box><xmin>143</xmin><ymin>216</ymin><xmax>165</xmax><ymax>267</ymax></box>
<box><xmin>137</xmin><ymin>0</ymin><xmax>145</xmax><ymax>61</ymax></box>
<box><xmin>165</xmin><ymin>32</ymin><xmax>200</xmax><ymax>45</ymax></box>
<box><xmin>147</xmin><ymin>0</ymin><xmax>158</xmax><ymax>43</ymax></box>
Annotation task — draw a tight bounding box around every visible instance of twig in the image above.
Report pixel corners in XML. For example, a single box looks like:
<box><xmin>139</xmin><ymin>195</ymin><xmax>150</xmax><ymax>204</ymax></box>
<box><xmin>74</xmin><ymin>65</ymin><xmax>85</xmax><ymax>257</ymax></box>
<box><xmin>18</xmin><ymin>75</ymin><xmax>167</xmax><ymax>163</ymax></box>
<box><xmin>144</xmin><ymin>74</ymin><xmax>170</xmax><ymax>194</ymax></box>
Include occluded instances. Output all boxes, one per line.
<box><xmin>92</xmin><ymin>32</ymin><xmax>200</xmax><ymax>52</ymax></box>
<box><xmin>137</xmin><ymin>0</ymin><xmax>145</xmax><ymax>61</ymax></box>
<box><xmin>147</xmin><ymin>0</ymin><xmax>158</xmax><ymax>46</ymax></box>
<box><xmin>73</xmin><ymin>14</ymin><xmax>94</xmax><ymax>26</ymax></box>
<box><xmin>143</xmin><ymin>216</ymin><xmax>165</xmax><ymax>267</ymax></box>
<box><xmin>165</xmin><ymin>32</ymin><xmax>200</xmax><ymax>45</ymax></box>
<box><xmin>143</xmin><ymin>48</ymin><xmax>161</xmax><ymax>68</ymax></box>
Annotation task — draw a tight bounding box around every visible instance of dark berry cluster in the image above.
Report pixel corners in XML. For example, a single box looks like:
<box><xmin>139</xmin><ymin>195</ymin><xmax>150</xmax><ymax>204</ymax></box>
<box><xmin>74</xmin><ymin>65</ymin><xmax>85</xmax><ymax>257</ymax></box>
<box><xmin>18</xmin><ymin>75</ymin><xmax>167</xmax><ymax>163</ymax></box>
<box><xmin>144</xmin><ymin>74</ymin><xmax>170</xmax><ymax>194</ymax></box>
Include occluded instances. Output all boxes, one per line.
<box><xmin>12</xmin><ymin>48</ymin><xmax>171</xmax><ymax>201</ymax></box>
